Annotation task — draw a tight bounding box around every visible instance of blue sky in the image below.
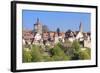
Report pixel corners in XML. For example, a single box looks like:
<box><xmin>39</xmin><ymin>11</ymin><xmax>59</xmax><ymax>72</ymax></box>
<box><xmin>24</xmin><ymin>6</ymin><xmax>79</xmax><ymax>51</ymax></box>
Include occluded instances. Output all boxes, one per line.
<box><xmin>22</xmin><ymin>10</ymin><xmax>91</xmax><ymax>32</ymax></box>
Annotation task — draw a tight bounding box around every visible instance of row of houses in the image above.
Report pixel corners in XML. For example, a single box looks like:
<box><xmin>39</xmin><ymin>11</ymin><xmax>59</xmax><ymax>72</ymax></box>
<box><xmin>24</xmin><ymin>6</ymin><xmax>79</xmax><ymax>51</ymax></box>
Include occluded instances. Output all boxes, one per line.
<box><xmin>22</xmin><ymin>18</ymin><xmax>91</xmax><ymax>48</ymax></box>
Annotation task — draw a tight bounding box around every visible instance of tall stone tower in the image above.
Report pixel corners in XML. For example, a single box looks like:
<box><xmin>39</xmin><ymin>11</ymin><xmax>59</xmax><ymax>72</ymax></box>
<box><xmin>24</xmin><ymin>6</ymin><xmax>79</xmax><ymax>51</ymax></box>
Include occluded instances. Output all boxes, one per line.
<box><xmin>79</xmin><ymin>22</ymin><xmax>83</xmax><ymax>32</ymax></box>
<box><xmin>34</xmin><ymin>18</ymin><xmax>42</xmax><ymax>34</ymax></box>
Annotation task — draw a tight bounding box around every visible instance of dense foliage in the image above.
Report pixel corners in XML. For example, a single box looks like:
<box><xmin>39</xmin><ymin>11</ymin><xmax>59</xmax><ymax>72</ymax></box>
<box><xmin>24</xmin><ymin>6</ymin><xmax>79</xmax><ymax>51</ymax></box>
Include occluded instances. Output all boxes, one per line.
<box><xmin>22</xmin><ymin>40</ymin><xmax>91</xmax><ymax>63</ymax></box>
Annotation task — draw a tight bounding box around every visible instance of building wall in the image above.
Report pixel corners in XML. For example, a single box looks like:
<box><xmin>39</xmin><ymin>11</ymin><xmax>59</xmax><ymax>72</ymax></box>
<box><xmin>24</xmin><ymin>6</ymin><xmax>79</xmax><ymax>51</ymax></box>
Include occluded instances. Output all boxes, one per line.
<box><xmin>84</xmin><ymin>40</ymin><xmax>91</xmax><ymax>48</ymax></box>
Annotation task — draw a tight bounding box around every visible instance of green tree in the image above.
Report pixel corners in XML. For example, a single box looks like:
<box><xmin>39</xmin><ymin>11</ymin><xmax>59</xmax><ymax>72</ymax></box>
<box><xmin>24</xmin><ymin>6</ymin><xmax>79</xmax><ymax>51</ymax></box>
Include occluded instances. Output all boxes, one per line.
<box><xmin>86</xmin><ymin>48</ymin><xmax>91</xmax><ymax>57</ymax></box>
<box><xmin>71</xmin><ymin>52</ymin><xmax>79</xmax><ymax>60</ymax></box>
<box><xmin>31</xmin><ymin>45</ymin><xmax>43</xmax><ymax>62</ymax></box>
<box><xmin>50</xmin><ymin>44</ymin><xmax>69</xmax><ymax>61</ymax></box>
<box><xmin>71</xmin><ymin>40</ymin><xmax>81</xmax><ymax>60</ymax></box>
<box><xmin>72</xmin><ymin>40</ymin><xmax>80</xmax><ymax>53</ymax></box>
<box><xmin>79</xmin><ymin>51</ymin><xmax>90</xmax><ymax>60</ymax></box>
<box><xmin>22</xmin><ymin>49</ymin><xmax>32</xmax><ymax>62</ymax></box>
<box><xmin>43</xmin><ymin>56</ymin><xmax>53</xmax><ymax>62</ymax></box>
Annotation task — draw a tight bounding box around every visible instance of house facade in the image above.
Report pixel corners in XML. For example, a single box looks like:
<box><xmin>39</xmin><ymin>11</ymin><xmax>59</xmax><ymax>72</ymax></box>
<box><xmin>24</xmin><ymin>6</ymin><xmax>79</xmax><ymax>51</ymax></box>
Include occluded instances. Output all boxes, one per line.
<box><xmin>23</xmin><ymin>18</ymin><xmax>91</xmax><ymax>49</ymax></box>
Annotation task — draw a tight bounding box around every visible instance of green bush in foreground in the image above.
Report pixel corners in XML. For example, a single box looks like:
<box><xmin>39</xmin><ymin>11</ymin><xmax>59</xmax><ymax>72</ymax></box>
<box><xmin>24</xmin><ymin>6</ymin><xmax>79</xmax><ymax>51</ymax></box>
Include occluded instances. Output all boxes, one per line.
<box><xmin>50</xmin><ymin>44</ymin><xmax>70</xmax><ymax>61</ymax></box>
<box><xmin>23</xmin><ymin>41</ymin><xmax>91</xmax><ymax>62</ymax></box>
<box><xmin>22</xmin><ymin>49</ymin><xmax>32</xmax><ymax>62</ymax></box>
<box><xmin>79</xmin><ymin>49</ymin><xmax>91</xmax><ymax>60</ymax></box>
<box><xmin>72</xmin><ymin>40</ymin><xmax>80</xmax><ymax>52</ymax></box>
<box><xmin>31</xmin><ymin>45</ymin><xmax>44</xmax><ymax>62</ymax></box>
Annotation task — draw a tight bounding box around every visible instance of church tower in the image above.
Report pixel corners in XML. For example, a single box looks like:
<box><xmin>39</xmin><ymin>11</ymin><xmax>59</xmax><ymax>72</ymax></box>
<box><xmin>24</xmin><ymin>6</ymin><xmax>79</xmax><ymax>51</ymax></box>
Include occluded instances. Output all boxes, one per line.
<box><xmin>79</xmin><ymin>22</ymin><xmax>83</xmax><ymax>32</ymax></box>
<box><xmin>34</xmin><ymin>18</ymin><xmax>42</xmax><ymax>34</ymax></box>
<box><xmin>36</xmin><ymin>18</ymin><xmax>39</xmax><ymax>25</ymax></box>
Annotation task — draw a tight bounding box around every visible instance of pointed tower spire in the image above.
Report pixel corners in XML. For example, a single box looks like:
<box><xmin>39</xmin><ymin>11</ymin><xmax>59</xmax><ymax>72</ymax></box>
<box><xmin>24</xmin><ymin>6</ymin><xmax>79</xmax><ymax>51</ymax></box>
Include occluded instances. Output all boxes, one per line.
<box><xmin>79</xmin><ymin>22</ymin><xmax>83</xmax><ymax>32</ymax></box>
<box><xmin>36</xmin><ymin>18</ymin><xmax>39</xmax><ymax>24</ymax></box>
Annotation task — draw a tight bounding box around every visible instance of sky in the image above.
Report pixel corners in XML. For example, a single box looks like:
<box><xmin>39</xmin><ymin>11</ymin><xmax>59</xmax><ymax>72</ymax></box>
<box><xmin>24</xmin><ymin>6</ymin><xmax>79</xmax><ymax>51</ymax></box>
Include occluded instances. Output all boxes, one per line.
<box><xmin>22</xmin><ymin>10</ymin><xmax>91</xmax><ymax>32</ymax></box>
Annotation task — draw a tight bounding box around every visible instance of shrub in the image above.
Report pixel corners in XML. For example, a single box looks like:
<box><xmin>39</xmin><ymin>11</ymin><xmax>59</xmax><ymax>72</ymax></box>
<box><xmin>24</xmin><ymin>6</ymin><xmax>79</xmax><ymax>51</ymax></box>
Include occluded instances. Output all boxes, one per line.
<box><xmin>71</xmin><ymin>52</ymin><xmax>80</xmax><ymax>60</ymax></box>
<box><xmin>86</xmin><ymin>48</ymin><xmax>91</xmax><ymax>57</ymax></box>
<box><xmin>43</xmin><ymin>56</ymin><xmax>53</xmax><ymax>62</ymax></box>
<box><xmin>72</xmin><ymin>40</ymin><xmax>80</xmax><ymax>52</ymax></box>
<box><xmin>51</xmin><ymin>44</ymin><xmax>69</xmax><ymax>61</ymax></box>
<box><xmin>31</xmin><ymin>45</ymin><xmax>43</xmax><ymax>62</ymax></box>
<box><xmin>22</xmin><ymin>49</ymin><xmax>32</xmax><ymax>63</ymax></box>
<box><xmin>79</xmin><ymin>51</ymin><xmax>90</xmax><ymax>60</ymax></box>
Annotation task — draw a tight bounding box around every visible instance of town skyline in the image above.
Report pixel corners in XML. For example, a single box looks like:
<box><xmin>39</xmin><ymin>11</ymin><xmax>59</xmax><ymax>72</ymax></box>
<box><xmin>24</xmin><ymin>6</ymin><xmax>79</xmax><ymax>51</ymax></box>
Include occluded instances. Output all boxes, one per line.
<box><xmin>22</xmin><ymin>10</ymin><xmax>91</xmax><ymax>32</ymax></box>
<box><xmin>22</xmin><ymin>10</ymin><xmax>91</xmax><ymax>63</ymax></box>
